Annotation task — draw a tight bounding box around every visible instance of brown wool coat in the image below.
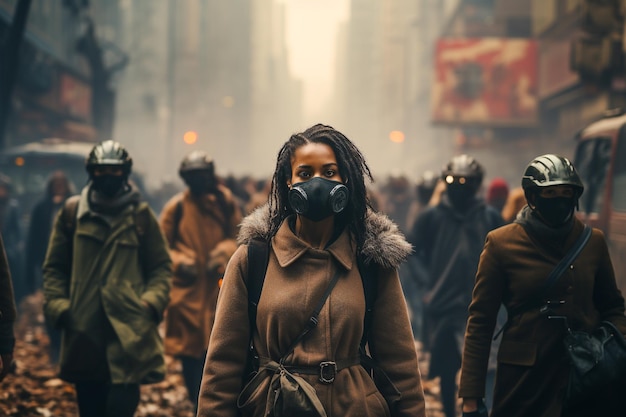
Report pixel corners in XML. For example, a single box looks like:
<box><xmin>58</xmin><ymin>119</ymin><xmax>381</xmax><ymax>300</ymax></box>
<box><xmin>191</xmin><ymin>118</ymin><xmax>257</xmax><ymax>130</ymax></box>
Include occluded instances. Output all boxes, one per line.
<box><xmin>459</xmin><ymin>218</ymin><xmax>626</xmax><ymax>417</ymax></box>
<box><xmin>159</xmin><ymin>187</ymin><xmax>242</xmax><ymax>358</ymax></box>
<box><xmin>197</xmin><ymin>206</ymin><xmax>426</xmax><ymax>417</ymax></box>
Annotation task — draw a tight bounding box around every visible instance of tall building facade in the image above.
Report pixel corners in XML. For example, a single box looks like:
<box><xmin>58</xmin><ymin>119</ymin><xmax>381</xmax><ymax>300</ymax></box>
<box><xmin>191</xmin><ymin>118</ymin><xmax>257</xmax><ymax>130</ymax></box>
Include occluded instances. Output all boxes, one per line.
<box><xmin>114</xmin><ymin>0</ymin><xmax>301</xmax><ymax>188</ymax></box>
<box><xmin>0</xmin><ymin>0</ymin><xmax>122</xmax><ymax>146</ymax></box>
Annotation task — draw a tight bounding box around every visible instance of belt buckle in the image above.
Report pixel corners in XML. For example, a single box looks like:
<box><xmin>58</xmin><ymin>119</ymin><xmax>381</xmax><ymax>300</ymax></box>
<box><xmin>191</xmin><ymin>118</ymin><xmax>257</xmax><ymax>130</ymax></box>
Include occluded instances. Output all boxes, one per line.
<box><xmin>319</xmin><ymin>361</ymin><xmax>337</xmax><ymax>384</ymax></box>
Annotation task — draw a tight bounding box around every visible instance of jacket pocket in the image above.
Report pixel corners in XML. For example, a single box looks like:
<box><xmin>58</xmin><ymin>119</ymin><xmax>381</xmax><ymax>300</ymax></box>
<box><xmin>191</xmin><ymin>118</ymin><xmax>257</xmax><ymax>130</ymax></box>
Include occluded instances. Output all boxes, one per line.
<box><xmin>497</xmin><ymin>340</ymin><xmax>537</xmax><ymax>366</ymax></box>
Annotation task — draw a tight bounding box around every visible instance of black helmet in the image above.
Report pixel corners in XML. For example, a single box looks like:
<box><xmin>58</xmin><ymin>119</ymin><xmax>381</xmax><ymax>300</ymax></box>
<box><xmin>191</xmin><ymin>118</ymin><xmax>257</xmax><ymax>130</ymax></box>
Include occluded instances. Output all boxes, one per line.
<box><xmin>85</xmin><ymin>140</ymin><xmax>132</xmax><ymax>177</ymax></box>
<box><xmin>442</xmin><ymin>154</ymin><xmax>484</xmax><ymax>186</ymax></box>
<box><xmin>521</xmin><ymin>154</ymin><xmax>584</xmax><ymax>198</ymax></box>
<box><xmin>179</xmin><ymin>150</ymin><xmax>215</xmax><ymax>178</ymax></box>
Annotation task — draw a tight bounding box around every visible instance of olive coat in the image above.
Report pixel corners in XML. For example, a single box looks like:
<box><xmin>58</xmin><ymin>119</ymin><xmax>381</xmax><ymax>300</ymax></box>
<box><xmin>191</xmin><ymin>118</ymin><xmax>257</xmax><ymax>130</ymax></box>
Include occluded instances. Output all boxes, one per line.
<box><xmin>197</xmin><ymin>206</ymin><xmax>426</xmax><ymax>417</ymax></box>
<box><xmin>159</xmin><ymin>187</ymin><xmax>242</xmax><ymax>358</ymax></box>
<box><xmin>459</xmin><ymin>218</ymin><xmax>626</xmax><ymax>417</ymax></box>
<box><xmin>43</xmin><ymin>187</ymin><xmax>172</xmax><ymax>384</ymax></box>
<box><xmin>0</xmin><ymin>234</ymin><xmax>16</xmax><ymax>354</ymax></box>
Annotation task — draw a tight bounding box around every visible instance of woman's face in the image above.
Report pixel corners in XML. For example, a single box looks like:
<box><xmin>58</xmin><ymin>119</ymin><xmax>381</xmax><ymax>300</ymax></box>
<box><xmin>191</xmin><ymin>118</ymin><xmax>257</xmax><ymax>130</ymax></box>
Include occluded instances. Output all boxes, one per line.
<box><xmin>289</xmin><ymin>142</ymin><xmax>343</xmax><ymax>186</ymax></box>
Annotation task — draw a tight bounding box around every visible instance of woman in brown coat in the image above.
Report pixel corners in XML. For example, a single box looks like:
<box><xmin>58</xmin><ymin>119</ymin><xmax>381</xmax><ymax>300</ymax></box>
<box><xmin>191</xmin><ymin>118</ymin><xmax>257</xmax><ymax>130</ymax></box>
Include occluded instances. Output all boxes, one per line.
<box><xmin>198</xmin><ymin>124</ymin><xmax>426</xmax><ymax>417</ymax></box>
<box><xmin>459</xmin><ymin>154</ymin><xmax>626</xmax><ymax>417</ymax></box>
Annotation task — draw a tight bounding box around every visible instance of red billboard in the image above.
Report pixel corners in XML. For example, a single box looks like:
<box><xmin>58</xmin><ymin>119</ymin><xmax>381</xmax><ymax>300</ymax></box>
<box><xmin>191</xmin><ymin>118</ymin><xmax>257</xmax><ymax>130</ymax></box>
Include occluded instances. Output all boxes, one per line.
<box><xmin>432</xmin><ymin>38</ymin><xmax>538</xmax><ymax>127</ymax></box>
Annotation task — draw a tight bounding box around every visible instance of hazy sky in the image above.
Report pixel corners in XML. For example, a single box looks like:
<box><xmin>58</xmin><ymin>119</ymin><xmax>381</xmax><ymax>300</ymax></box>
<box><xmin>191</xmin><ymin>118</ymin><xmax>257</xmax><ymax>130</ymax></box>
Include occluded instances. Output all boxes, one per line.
<box><xmin>277</xmin><ymin>0</ymin><xmax>350</xmax><ymax>120</ymax></box>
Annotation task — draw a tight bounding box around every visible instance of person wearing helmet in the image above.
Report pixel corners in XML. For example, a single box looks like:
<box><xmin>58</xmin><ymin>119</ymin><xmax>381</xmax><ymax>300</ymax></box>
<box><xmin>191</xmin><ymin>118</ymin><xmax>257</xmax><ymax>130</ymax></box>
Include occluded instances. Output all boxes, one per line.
<box><xmin>43</xmin><ymin>140</ymin><xmax>172</xmax><ymax>417</ymax></box>
<box><xmin>459</xmin><ymin>154</ymin><xmax>626</xmax><ymax>417</ymax></box>
<box><xmin>159</xmin><ymin>150</ymin><xmax>242</xmax><ymax>411</ymax></box>
<box><xmin>407</xmin><ymin>155</ymin><xmax>503</xmax><ymax>417</ymax></box>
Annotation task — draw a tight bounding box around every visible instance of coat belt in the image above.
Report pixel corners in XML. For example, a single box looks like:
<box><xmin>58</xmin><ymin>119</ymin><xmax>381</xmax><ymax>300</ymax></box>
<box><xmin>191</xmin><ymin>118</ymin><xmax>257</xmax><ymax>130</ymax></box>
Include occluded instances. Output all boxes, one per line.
<box><xmin>258</xmin><ymin>356</ymin><xmax>361</xmax><ymax>384</ymax></box>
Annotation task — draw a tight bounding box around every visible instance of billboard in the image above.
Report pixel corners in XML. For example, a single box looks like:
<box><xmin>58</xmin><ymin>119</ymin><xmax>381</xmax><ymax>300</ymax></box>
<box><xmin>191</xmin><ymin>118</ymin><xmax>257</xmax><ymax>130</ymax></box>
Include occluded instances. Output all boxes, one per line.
<box><xmin>432</xmin><ymin>38</ymin><xmax>538</xmax><ymax>127</ymax></box>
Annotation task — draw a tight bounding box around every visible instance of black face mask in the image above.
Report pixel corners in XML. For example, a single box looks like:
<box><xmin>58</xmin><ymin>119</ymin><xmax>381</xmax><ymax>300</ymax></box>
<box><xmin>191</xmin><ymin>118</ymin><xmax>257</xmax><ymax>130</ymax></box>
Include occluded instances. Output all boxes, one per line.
<box><xmin>446</xmin><ymin>184</ymin><xmax>476</xmax><ymax>209</ymax></box>
<box><xmin>289</xmin><ymin>177</ymin><xmax>349</xmax><ymax>222</ymax></box>
<box><xmin>92</xmin><ymin>175</ymin><xmax>126</xmax><ymax>198</ymax></box>
<box><xmin>184</xmin><ymin>173</ymin><xmax>217</xmax><ymax>196</ymax></box>
<box><xmin>533</xmin><ymin>196</ymin><xmax>576</xmax><ymax>227</ymax></box>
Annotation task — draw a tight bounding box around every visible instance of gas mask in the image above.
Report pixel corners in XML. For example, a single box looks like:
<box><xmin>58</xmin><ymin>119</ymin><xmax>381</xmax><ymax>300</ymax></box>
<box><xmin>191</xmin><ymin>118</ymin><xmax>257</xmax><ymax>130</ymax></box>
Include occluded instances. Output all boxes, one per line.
<box><xmin>533</xmin><ymin>196</ymin><xmax>576</xmax><ymax>227</ymax></box>
<box><xmin>446</xmin><ymin>183</ymin><xmax>476</xmax><ymax>209</ymax></box>
<box><xmin>184</xmin><ymin>172</ymin><xmax>217</xmax><ymax>196</ymax></box>
<box><xmin>288</xmin><ymin>177</ymin><xmax>349</xmax><ymax>222</ymax></box>
<box><xmin>91</xmin><ymin>175</ymin><xmax>126</xmax><ymax>198</ymax></box>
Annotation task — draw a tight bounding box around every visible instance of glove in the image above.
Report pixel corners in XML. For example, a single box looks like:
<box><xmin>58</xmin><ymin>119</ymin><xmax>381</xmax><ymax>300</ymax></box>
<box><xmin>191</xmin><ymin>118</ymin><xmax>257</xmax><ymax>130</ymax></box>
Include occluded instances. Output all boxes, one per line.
<box><xmin>206</xmin><ymin>240</ymin><xmax>238</xmax><ymax>277</ymax></box>
<box><xmin>176</xmin><ymin>262</ymin><xmax>199</xmax><ymax>279</ymax></box>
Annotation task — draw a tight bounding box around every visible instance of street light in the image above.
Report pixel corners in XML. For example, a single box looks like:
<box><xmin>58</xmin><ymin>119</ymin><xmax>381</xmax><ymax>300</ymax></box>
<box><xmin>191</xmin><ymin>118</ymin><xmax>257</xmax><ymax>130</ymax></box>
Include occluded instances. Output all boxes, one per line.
<box><xmin>389</xmin><ymin>130</ymin><xmax>405</xmax><ymax>143</ymax></box>
<box><xmin>183</xmin><ymin>130</ymin><xmax>198</xmax><ymax>145</ymax></box>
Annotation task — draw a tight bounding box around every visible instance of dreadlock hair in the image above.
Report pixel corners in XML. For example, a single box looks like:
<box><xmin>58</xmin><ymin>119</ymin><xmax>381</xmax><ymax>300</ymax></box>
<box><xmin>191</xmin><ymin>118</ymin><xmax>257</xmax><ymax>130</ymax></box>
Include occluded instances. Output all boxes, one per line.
<box><xmin>267</xmin><ymin>123</ymin><xmax>374</xmax><ymax>250</ymax></box>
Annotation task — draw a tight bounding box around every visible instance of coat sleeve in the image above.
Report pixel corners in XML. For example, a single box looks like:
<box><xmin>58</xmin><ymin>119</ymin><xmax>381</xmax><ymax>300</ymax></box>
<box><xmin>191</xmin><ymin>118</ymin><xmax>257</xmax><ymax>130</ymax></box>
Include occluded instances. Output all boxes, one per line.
<box><xmin>0</xmin><ymin>234</ymin><xmax>16</xmax><ymax>354</ymax></box>
<box><xmin>198</xmin><ymin>245</ymin><xmax>251</xmax><ymax>417</ymax></box>
<box><xmin>592</xmin><ymin>229</ymin><xmax>626</xmax><ymax>333</ymax></box>
<box><xmin>42</xmin><ymin>209</ymin><xmax>72</xmax><ymax>328</ymax></box>
<box><xmin>367</xmin><ymin>266</ymin><xmax>427</xmax><ymax>417</ymax></box>
<box><xmin>138</xmin><ymin>206</ymin><xmax>172</xmax><ymax>320</ymax></box>
<box><xmin>458</xmin><ymin>232</ymin><xmax>505</xmax><ymax>398</ymax></box>
<box><xmin>159</xmin><ymin>195</ymin><xmax>197</xmax><ymax>271</ymax></box>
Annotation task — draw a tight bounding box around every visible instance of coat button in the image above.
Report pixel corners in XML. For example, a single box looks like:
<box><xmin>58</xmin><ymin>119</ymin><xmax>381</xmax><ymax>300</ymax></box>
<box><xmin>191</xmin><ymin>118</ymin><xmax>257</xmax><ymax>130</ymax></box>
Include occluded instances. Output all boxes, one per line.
<box><xmin>569</xmin><ymin>265</ymin><xmax>574</xmax><ymax>270</ymax></box>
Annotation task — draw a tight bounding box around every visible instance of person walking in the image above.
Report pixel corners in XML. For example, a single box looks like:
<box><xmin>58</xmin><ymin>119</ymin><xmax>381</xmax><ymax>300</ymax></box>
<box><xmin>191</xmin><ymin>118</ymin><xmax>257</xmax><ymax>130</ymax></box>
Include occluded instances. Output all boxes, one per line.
<box><xmin>24</xmin><ymin>171</ymin><xmax>74</xmax><ymax>364</ymax></box>
<box><xmin>159</xmin><ymin>150</ymin><xmax>242</xmax><ymax>410</ymax></box>
<box><xmin>43</xmin><ymin>140</ymin><xmax>172</xmax><ymax>417</ymax></box>
<box><xmin>459</xmin><ymin>154</ymin><xmax>626</xmax><ymax>417</ymax></box>
<box><xmin>408</xmin><ymin>155</ymin><xmax>503</xmax><ymax>417</ymax></box>
<box><xmin>197</xmin><ymin>123</ymin><xmax>426</xmax><ymax>417</ymax></box>
<box><xmin>0</xmin><ymin>234</ymin><xmax>16</xmax><ymax>381</ymax></box>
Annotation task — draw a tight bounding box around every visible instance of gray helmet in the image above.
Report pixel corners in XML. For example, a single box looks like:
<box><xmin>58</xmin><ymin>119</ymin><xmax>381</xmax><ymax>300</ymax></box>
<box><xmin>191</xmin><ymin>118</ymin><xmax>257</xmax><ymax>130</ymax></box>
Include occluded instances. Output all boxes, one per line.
<box><xmin>85</xmin><ymin>140</ymin><xmax>132</xmax><ymax>177</ymax></box>
<box><xmin>442</xmin><ymin>155</ymin><xmax>484</xmax><ymax>186</ymax></box>
<box><xmin>179</xmin><ymin>150</ymin><xmax>215</xmax><ymax>178</ymax></box>
<box><xmin>521</xmin><ymin>154</ymin><xmax>584</xmax><ymax>198</ymax></box>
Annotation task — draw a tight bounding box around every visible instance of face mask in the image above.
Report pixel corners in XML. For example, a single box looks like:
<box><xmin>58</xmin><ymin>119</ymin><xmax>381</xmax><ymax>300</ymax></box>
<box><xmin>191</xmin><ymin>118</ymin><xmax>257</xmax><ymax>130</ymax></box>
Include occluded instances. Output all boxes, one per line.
<box><xmin>446</xmin><ymin>184</ymin><xmax>476</xmax><ymax>209</ymax></box>
<box><xmin>289</xmin><ymin>177</ymin><xmax>349</xmax><ymax>222</ymax></box>
<box><xmin>533</xmin><ymin>196</ymin><xmax>576</xmax><ymax>227</ymax></box>
<box><xmin>185</xmin><ymin>173</ymin><xmax>217</xmax><ymax>196</ymax></box>
<box><xmin>92</xmin><ymin>175</ymin><xmax>126</xmax><ymax>198</ymax></box>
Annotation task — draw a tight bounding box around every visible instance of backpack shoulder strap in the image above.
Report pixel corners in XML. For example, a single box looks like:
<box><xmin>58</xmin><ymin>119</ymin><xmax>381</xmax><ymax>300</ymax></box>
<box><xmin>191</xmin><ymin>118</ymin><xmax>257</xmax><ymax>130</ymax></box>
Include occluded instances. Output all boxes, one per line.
<box><xmin>133</xmin><ymin>201</ymin><xmax>151</xmax><ymax>239</ymax></box>
<box><xmin>358</xmin><ymin>254</ymin><xmax>378</xmax><ymax>350</ymax></box>
<box><xmin>62</xmin><ymin>195</ymin><xmax>81</xmax><ymax>237</ymax></box>
<box><xmin>246</xmin><ymin>238</ymin><xmax>270</xmax><ymax>331</ymax></box>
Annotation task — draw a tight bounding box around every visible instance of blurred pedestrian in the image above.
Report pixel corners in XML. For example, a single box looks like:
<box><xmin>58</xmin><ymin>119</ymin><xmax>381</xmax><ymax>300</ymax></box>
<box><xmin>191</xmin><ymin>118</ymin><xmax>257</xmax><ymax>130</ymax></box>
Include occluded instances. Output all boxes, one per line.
<box><xmin>159</xmin><ymin>150</ymin><xmax>242</xmax><ymax>411</ymax></box>
<box><xmin>459</xmin><ymin>154</ymin><xmax>626</xmax><ymax>417</ymax></box>
<box><xmin>381</xmin><ymin>174</ymin><xmax>414</xmax><ymax>235</ymax></box>
<box><xmin>198</xmin><ymin>123</ymin><xmax>426</xmax><ymax>416</ymax></box>
<box><xmin>501</xmin><ymin>186</ymin><xmax>527</xmax><ymax>223</ymax></box>
<box><xmin>43</xmin><ymin>140</ymin><xmax>172</xmax><ymax>417</ymax></box>
<box><xmin>403</xmin><ymin>170</ymin><xmax>440</xmax><ymax>342</ymax></box>
<box><xmin>0</xmin><ymin>234</ymin><xmax>17</xmax><ymax>381</ymax></box>
<box><xmin>0</xmin><ymin>174</ymin><xmax>24</xmax><ymax>305</ymax></box>
<box><xmin>24</xmin><ymin>171</ymin><xmax>74</xmax><ymax>365</ymax></box>
<box><xmin>408</xmin><ymin>155</ymin><xmax>503</xmax><ymax>417</ymax></box>
<box><xmin>485</xmin><ymin>177</ymin><xmax>509</xmax><ymax>214</ymax></box>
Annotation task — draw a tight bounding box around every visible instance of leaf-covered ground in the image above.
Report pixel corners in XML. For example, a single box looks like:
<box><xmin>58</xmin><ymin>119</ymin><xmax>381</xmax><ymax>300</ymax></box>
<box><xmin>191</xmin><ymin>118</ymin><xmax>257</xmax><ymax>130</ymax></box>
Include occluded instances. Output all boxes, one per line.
<box><xmin>1</xmin><ymin>292</ymin><xmax>448</xmax><ymax>416</ymax></box>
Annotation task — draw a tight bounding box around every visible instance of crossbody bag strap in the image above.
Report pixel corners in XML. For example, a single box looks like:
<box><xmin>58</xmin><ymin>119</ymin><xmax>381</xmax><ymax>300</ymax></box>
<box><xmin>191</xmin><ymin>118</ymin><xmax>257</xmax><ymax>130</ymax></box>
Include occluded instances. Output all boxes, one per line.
<box><xmin>279</xmin><ymin>269</ymin><xmax>342</xmax><ymax>363</ymax></box>
<box><xmin>494</xmin><ymin>225</ymin><xmax>592</xmax><ymax>340</ymax></box>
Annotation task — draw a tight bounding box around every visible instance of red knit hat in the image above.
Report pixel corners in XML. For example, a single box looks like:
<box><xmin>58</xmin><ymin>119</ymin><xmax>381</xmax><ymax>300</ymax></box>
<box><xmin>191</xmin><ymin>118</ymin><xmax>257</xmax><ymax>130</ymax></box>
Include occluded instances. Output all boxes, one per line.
<box><xmin>486</xmin><ymin>177</ymin><xmax>509</xmax><ymax>203</ymax></box>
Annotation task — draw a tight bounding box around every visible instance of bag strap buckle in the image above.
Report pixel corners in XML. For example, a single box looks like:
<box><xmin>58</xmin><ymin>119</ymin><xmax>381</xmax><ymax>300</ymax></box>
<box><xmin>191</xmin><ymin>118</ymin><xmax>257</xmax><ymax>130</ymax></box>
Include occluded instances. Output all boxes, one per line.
<box><xmin>319</xmin><ymin>361</ymin><xmax>337</xmax><ymax>384</ymax></box>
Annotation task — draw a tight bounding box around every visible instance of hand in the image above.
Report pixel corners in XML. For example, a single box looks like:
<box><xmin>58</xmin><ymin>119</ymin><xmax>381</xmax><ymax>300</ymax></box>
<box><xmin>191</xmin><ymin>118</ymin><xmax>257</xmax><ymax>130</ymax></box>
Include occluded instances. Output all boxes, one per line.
<box><xmin>141</xmin><ymin>300</ymin><xmax>160</xmax><ymax>323</ymax></box>
<box><xmin>462</xmin><ymin>398</ymin><xmax>488</xmax><ymax>417</ymax></box>
<box><xmin>0</xmin><ymin>353</ymin><xmax>14</xmax><ymax>381</ymax></box>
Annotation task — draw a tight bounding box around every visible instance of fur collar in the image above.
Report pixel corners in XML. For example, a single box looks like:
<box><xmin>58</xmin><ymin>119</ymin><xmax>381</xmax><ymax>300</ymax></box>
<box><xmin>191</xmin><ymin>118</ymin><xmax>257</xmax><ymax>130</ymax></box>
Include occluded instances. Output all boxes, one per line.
<box><xmin>237</xmin><ymin>204</ymin><xmax>412</xmax><ymax>269</ymax></box>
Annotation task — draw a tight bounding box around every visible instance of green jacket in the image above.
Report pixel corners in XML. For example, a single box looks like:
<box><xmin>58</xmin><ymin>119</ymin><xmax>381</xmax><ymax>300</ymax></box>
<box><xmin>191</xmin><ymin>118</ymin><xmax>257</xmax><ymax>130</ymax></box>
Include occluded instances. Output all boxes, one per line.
<box><xmin>43</xmin><ymin>187</ymin><xmax>172</xmax><ymax>384</ymax></box>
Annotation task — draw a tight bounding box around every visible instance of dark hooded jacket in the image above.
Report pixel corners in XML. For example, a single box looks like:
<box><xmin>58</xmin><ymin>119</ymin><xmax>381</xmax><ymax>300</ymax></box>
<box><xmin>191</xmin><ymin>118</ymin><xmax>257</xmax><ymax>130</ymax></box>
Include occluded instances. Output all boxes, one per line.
<box><xmin>198</xmin><ymin>205</ymin><xmax>426</xmax><ymax>417</ymax></box>
<box><xmin>408</xmin><ymin>194</ymin><xmax>503</xmax><ymax>375</ymax></box>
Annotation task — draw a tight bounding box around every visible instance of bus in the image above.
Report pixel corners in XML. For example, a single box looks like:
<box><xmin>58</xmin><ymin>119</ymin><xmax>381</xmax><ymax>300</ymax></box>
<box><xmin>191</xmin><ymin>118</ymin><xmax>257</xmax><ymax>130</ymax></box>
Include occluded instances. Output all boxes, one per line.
<box><xmin>574</xmin><ymin>109</ymin><xmax>626</xmax><ymax>296</ymax></box>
